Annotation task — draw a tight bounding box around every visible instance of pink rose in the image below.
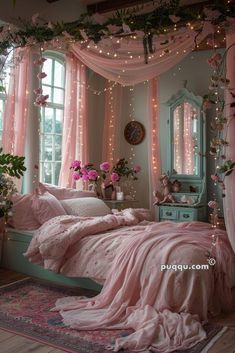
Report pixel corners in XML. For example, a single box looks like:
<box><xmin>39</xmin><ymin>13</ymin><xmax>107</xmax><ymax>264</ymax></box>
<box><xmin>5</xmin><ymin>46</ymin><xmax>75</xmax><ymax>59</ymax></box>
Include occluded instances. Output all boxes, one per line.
<box><xmin>100</xmin><ymin>162</ymin><xmax>110</xmax><ymax>173</ymax></box>
<box><xmin>208</xmin><ymin>200</ymin><xmax>218</xmax><ymax>209</ymax></box>
<box><xmin>37</xmin><ymin>72</ymin><xmax>47</xmax><ymax>79</ymax></box>
<box><xmin>133</xmin><ymin>164</ymin><xmax>141</xmax><ymax>173</ymax></box>
<box><xmin>80</xmin><ymin>167</ymin><xmax>88</xmax><ymax>175</ymax></box>
<box><xmin>33</xmin><ymin>57</ymin><xmax>47</xmax><ymax>65</ymax></box>
<box><xmin>33</xmin><ymin>88</ymin><xmax>43</xmax><ymax>95</ymax></box>
<box><xmin>111</xmin><ymin>172</ymin><xmax>120</xmax><ymax>183</ymax></box>
<box><xmin>71</xmin><ymin>160</ymin><xmax>81</xmax><ymax>169</ymax></box>
<box><xmin>211</xmin><ymin>174</ymin><xmax>219</xmax><ymax>182</ymax></box>
<box><xmin>82</xmin><ymin>174</ymin><xmax>89</xmax><ymax>181</ymax></box>
<box><xmin>203</xmin><ymin>100</ymin><xmax>213</xmax><ymax>110</ymax></box>
<box><xmin>88</xmin><ymin>170</ymin><xmax>98</xmax><ymax>180</ymax></box>
<box><xmin>207</xmin><ymin>53</ymin><xmax>222</xmax><ymax>68</ymax></box>
<box><xmin>73</xmin><ymin>172</ymin><xmax>81</xmax><ymax>181</ymax></box>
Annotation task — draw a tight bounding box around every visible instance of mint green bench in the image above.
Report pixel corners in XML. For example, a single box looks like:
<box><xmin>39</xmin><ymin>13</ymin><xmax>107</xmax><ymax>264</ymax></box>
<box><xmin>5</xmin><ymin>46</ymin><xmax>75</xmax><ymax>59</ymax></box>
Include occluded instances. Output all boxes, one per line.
<box><xmin>1</xmin><ymin>228</ymin><xmax>102</xmax><ymax>292</ymax></box>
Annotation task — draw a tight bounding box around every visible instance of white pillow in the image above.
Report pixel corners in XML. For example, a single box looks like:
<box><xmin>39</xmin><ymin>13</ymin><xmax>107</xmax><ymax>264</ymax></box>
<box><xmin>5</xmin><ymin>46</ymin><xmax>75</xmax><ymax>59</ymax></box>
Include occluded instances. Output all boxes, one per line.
<box><xmin>38</xmin><ymin>182</ymin><xmax>97</xmax><ymax>200</ymax></box>
<box><xmin>60</xmin><ymin>197</ymin><xmax>111</xmax><ymax>217</ymax></box>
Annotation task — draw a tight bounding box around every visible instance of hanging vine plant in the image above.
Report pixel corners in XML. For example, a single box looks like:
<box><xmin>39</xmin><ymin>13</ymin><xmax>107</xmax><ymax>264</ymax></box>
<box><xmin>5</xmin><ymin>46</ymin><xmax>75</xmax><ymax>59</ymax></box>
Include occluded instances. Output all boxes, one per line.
<box><xmin>203</xmin><ymin>43</ymin><xmax>235</xmax><ymax>198</ymax></box>
<box><xmin>0</xmin><ymin>0</ymin><xmax>234</xmax><ymax>64</ymax></box>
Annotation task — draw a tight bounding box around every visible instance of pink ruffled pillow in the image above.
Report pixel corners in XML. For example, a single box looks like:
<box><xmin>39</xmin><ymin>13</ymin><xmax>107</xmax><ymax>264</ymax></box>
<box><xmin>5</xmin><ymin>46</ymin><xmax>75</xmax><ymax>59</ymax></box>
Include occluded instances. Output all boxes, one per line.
<box><xmin>39</xmin><ymin>182</ymin><xmax>97</xmax><ymax>200</ymax></box>
<box><xmin>8</xmin><ymin>193</ymin><xmax>40</xmax><ymax>230</ymax></box>
<box><xmin>32</xmin><ymin>191</ymin><xmax>66</xmax><ymax>225</ymax></box>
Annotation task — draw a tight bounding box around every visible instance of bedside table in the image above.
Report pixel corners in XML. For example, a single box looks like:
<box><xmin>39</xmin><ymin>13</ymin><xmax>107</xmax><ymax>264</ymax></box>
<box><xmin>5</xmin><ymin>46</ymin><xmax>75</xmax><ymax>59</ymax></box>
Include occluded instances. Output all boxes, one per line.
<box><xmin>104</xmin><ymin>200</ymin><xmax>138</xmax><ymax>210</ymax></box>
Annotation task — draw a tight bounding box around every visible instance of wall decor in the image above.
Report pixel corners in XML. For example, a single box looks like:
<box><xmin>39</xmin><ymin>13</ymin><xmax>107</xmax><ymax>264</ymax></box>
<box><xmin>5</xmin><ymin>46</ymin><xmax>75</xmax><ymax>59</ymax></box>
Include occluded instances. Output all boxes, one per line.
<box><xmin>124</xmin><ymin>121</ymin><xmax>145</xmax><ymax>145</ymax></box>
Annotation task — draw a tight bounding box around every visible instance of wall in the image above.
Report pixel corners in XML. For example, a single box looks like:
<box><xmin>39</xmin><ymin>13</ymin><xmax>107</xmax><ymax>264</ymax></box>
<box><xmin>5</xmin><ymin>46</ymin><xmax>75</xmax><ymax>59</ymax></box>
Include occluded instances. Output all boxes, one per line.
<box><xmin>159</xmin><ymin>49</ymin><xmax>223</xmax><ymax>214</ymax></box>
<box><xmin>87</xmin><ymin>70</ymin><xmax>106</xmax><ymax>167</ymax></box>
<box><xmin>101</xmin><ymin>49</ymin><xmax>222</xmax><ymax>211</ymax></box>
<box><xmin>0</xmin><ymin>0</ymin><xmax>86</xmax><ymax>24</ymax></box>
<box><xmin>76</xmin><ymin>49</ymin><xmax>222</xmax><ymax>212</ymax></box>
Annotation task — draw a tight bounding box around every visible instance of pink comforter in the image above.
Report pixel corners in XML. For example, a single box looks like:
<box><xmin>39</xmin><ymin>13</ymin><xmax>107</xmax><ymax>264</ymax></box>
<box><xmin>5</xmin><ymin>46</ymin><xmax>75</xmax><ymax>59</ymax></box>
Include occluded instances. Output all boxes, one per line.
<box><xmin>24</xmin><ymin>209</ymin><xmax>234</xmax><ymax>352</ymax></box>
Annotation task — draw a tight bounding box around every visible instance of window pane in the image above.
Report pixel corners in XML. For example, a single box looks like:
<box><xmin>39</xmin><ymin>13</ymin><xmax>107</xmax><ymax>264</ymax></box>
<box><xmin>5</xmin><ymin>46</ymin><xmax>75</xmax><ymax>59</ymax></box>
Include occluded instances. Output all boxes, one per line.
<box><xmin>43</xmin><ymin>162</ymin><xmax>52</xmax><ymax>184</ymax></box>
<box><xmin>44</xmin><ymin>107</ymin><xmax>53</xmax><ymax>133</ymax></box>
<box><xmin>42</xmin><ymin>58</ymin><xmax>52</xmax><ymax>85</ymax></box>
<box><xmin>40</xmin><ymin>53</ymin><xmax>65</xmax><ymax>185</ymax></box>
<box><xmin>44</xmin><ymin>135</ymin><xmax>53</xmax><ymax>161</ymax></box>
<box><xmin>53</xmin><ymin>88</ymin><xmax>64</xmax><ymax>104</ymax></box>
<box><xmin>42</xmin><ymin>85</ymin><xmax>52</xmax><ymax>102</ymax></box>
<box><xmin>55</xmin><ymin>109</ymin><xmax>63</xmax><ymax>133</ymax></box>
<box><xmin>55</xmin><ymin>135</ymin><xmax>62</xmax><ymax>160</ymax></box>
<box><xmin>55</xmin><ymin>162</ymin><xmax>61</xmax><ymax>185</ymax></box>
<box><xmin>54</xmin><ymin>61</ymin><xmax>64</xmax><ymax>88</ymax></box>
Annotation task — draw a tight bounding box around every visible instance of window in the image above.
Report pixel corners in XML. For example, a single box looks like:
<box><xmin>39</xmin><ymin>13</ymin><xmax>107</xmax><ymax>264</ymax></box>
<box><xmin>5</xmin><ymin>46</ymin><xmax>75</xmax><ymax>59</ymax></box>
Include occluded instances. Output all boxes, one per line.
<box><xmin>40</xmin><ymin>52</ymin><xmax>65</xmax><ymax>185</ymax></box>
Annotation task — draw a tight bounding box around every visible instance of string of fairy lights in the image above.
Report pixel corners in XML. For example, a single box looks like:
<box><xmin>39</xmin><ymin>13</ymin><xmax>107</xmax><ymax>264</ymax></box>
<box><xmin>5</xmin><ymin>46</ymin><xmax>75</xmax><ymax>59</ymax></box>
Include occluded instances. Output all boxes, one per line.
<box><xmin>128</xmin><ymin>85</ymin><xmax>136</xmax><ymax>201</ymax></box>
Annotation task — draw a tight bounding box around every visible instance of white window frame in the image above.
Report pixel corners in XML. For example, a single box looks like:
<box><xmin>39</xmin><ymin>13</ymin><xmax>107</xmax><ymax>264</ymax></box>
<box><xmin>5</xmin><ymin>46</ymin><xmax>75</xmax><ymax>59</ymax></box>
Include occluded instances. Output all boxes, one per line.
<box><xmin>39</xmin><ymin>51</ymin><xmax>65</xmax><ymax>185</ymax></box>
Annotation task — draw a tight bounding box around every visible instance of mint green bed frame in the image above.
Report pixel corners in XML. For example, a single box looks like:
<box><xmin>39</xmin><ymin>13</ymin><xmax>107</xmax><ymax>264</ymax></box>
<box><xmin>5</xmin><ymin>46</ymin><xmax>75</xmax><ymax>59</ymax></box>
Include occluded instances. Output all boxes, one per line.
<box><xmin>1</xmin><ymin>228</ymin><xmax>102</xmax><ymax>292</ymax></box>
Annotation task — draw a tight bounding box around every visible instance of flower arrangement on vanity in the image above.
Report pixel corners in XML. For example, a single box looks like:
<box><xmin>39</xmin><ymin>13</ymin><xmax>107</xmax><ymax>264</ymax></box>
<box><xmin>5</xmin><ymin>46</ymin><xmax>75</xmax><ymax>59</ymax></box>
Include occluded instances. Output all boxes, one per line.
<box><xmin>70</xmin><ymin>158</ymin><xmax>141</xmax><ymax>201</ymax></box>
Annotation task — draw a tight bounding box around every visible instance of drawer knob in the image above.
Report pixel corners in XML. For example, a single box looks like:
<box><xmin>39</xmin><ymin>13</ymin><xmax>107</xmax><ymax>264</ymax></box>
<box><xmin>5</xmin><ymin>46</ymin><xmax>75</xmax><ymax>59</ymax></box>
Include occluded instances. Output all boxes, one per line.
<box><xmin>166</xmin><ymin>211</ymin><xmax>172</xmax><ymax>216</ymax></box>
<box><xmin>183</xmin><ymin>214</ymin><xmax>190</xmax><ymax>218</ymax></box>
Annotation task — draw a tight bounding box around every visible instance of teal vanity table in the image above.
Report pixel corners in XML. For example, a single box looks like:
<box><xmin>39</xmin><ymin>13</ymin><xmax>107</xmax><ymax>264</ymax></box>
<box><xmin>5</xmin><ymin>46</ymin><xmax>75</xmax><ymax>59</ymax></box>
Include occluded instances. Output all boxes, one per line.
<box><xmin>156</xmin><ymin>88</ymin><xmax>207</xmax><ymax>222</ymax></box>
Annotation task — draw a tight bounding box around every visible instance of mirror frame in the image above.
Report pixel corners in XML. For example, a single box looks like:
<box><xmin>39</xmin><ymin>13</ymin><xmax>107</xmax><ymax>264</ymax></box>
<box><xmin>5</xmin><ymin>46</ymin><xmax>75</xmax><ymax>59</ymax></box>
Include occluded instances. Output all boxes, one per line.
<box><xmin>166</xmin><ymin>88</ymin><xmax>205</xmax><ymax>181</ymax></box>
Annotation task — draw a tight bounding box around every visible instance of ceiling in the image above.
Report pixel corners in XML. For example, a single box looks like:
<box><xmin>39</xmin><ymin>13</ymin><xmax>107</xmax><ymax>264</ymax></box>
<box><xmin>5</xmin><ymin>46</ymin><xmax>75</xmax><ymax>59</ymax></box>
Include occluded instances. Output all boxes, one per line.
<box><xmin>0</xmin><ymin>0</ymin><xmax>211</xmax><ymax>25</ymax></box>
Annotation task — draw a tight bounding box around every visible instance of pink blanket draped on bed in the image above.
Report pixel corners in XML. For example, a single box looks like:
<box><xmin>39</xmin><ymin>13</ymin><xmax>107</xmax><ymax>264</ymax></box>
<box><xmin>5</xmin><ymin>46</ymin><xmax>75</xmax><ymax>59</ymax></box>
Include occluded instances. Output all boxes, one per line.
<box><xmin>24</xmin><ymin>209</ymin><xmax>234</xmax><ymax>353</ymax></box>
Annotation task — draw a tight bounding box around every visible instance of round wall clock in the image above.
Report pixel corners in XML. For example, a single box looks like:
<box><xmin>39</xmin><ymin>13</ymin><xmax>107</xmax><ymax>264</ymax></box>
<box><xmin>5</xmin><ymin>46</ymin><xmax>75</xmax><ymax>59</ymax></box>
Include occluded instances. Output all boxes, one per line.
<box><xmin>124</xmin><ymin>121</ymin><xmax>145</xmax><ymax>145</ymax></box>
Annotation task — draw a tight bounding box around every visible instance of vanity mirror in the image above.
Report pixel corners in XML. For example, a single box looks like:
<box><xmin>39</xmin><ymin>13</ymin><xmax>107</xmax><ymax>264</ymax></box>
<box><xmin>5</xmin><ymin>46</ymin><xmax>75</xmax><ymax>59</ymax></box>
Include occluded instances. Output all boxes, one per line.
<box><xmin>168</xmin><ymin>88</ymin><xmax>204</xmax><ymax>178</ymax></box>
<box><xmin>156</xmin><ymin>88</ymin><xmax>207</xmax><ymax>222</ymax></box>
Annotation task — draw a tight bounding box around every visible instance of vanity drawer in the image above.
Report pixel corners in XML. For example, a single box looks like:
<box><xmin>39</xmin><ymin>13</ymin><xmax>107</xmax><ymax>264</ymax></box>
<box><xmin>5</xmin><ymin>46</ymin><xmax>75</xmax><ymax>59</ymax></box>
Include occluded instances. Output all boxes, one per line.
<box><xmin>161</xmin><ymin>208</ymin><xmax>177</xmax><ymax>220</ymax></box>
<box><xmin>179</xmin><ymin>210</ymin><xmax>195</xmax><ymax>221</ymax></box>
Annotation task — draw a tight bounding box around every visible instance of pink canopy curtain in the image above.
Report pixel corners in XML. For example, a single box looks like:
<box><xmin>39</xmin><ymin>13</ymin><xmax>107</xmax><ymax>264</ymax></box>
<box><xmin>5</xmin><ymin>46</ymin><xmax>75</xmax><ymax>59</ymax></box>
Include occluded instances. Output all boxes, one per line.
<box><xmin>59</xmin><ymin>52</ymin><xmax>88</xmax><ymax>188</ymax></box>
<box><xmin>223</xmin><ymin>32</ymin><xmax>235</xmax><ymax>253</ymax></box>
<box><xmin>70</xmin><ymin>25</ymin><xmax>210</xmax><ymax>86</ymax></box>
<box><xmin>148</xmin><ymin>78</ymin><xmax>161</xmax><ymax>211</ymax></box>
<box><xmin>102</xmin><ymin>81</ymin><xmax>122</xmax><ymax>165</ymax></box>
<box><xmin>2</xmin><ymin>48</ymin><xmax>30</xmax><ymax>191</ymax></box>
<box><xmin>2</xmin><ymin>48</ymin><xmax>30</xmax><ymax>156</ymax></box>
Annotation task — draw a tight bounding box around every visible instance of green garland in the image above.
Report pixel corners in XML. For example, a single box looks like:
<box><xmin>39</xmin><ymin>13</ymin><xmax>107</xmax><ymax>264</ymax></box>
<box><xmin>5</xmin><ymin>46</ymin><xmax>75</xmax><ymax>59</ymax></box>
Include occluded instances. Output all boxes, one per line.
<box><xmin>0</xmin><ymin>0</ymin><xmax>234</xmax><ymax>62</ymax></box>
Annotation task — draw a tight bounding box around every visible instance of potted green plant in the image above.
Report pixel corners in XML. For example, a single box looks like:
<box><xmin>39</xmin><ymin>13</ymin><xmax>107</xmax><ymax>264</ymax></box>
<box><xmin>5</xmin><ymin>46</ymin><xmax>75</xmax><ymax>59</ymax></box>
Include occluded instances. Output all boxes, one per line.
<box><xmin>0</xmin><ymin>148</ymin><xmax>26</xmax><ymax>220</ymax></box>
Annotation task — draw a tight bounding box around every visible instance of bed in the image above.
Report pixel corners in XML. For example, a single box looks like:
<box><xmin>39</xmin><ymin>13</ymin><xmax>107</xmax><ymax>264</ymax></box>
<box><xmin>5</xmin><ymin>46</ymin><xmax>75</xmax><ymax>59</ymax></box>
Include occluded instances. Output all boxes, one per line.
<box><xmin>3</xmin><ymin>185</ymin><xmax>235</xmax><ymax>352</ymax></box>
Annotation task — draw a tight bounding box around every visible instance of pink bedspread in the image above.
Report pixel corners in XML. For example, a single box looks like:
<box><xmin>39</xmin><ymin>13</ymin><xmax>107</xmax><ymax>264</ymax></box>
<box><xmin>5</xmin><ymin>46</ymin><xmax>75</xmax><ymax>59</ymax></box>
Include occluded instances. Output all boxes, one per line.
<box><xmin>24</xmin><ymin>209</ymin><xmax>234</xmax><ymax>352</ymax></box>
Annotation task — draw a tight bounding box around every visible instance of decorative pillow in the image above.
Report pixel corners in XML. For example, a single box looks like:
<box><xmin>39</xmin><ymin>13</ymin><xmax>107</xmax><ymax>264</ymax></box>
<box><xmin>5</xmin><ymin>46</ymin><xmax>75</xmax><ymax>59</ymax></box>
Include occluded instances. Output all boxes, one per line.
<box><xmin>60</xmin><ymin>197</ymin><xmax>111</xmax><ymax>217</ymax></box>
<box><xmin>39</xmin><ymin>182</ymin><xmax>97</xmax><ymax>200</ymax></box>
<box><xmin>8</xmin><ymin>193</ymin><xmax>40</xmax><ymax>230</ymax></box>
<box><xmin>32</xmin><ymin>191</ymin><xmax>66</xmax><ymax>225</ymax></box>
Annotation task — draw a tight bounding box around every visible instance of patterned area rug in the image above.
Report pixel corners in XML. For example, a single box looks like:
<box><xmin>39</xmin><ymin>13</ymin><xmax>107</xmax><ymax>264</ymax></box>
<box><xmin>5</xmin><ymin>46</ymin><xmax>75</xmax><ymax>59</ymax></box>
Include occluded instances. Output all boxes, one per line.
<box><xmin>0</xmin><ymin>278</ymin><xmax>224</xmax><ymax>353</ymax></box>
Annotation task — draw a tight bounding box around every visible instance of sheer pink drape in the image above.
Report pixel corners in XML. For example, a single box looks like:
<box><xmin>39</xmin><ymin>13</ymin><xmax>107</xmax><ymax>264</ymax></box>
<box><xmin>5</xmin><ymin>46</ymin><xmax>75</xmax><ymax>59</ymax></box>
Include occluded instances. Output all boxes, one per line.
<box><xmin>2</xmin><ymin>48</ymin><xmax>30</xmax><ymax>156</ymax></box>
<box><xmin>148</xmin><ymin>78</ymin><xmax>161</xmax><ymax>211</ymax></box>
<box><xmin>224</xmin><ymin>32</ymin><xmax>235</xmax><ymax>253</ymax></box>
<box><xmin>70</xmin><ymin>26</ymin><xmax>209</xmax><ymax>86</ymax></box>
<box><xmin>102</xmin><ymin>82</ymin><xmax>122</xmax><ymax>165</ymax></box>
<box><xmin>2</xmin><ymin>48</ymin><xmax>30</xmax><ymax>191</ymax></box>
<box><xmin>59</xmin><ymin>53</ymin><xmax>88</xmax><ymax>188</ymax></box>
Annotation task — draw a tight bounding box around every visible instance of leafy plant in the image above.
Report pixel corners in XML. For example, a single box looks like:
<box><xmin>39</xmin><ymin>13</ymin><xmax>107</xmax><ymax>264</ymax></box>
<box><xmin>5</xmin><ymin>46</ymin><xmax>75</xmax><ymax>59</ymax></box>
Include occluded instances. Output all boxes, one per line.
<box><xmin>0</xmin><ymin>148</ymin><xmax>26</xmax><ymax>219</ymax></box>
<box><xmin>0</xmin><ymin>148</ymin><xmax>26</xmax><ymax>178</ymax></box>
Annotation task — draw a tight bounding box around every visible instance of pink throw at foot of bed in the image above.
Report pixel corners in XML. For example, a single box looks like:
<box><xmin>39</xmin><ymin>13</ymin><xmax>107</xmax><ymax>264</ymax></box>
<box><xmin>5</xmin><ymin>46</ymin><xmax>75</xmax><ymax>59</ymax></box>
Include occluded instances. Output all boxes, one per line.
<box><xmin>24</xmin><ymin>209</ymin><xmax>235</xmax><ymax>352</ymax></box>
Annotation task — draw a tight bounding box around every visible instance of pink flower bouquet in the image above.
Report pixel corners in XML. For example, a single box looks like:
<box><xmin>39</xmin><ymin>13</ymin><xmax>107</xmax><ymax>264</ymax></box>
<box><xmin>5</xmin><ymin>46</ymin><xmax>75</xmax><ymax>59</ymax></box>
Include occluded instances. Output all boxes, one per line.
<box><xmin>70</xmin><ymin>158</ymin><xmax>141</xmax><ymax>186</ymax></box>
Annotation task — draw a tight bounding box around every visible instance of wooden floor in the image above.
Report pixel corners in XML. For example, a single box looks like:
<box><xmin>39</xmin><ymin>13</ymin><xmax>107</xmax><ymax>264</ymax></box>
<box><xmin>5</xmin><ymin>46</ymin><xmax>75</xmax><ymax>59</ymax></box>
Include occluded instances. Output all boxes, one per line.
<box><xmin>0</xmin><ymin>269</ymin><xmax>235</xmax><ymax>353</ymax></box>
